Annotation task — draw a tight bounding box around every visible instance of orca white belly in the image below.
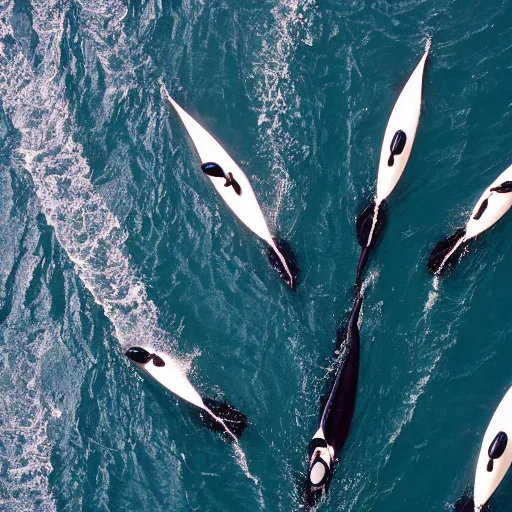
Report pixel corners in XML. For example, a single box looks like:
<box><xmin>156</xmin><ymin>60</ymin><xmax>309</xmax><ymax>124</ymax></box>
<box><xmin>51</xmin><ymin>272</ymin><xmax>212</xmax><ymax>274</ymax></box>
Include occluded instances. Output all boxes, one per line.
<box><xmin>376</xmin><ymin>41</ymin><xmax>430</xmax><ymax>203</ymax></box>
<box><xmin>473</xmin><ymin>385</ymin><xmax>512</xmax><ymax>508</ymax></box>
<box><xmin>163</xmin><ymin>91</ymin><xmax>274</xmax><ymax>244</ymax></box>
<box><xmin>128</xmin><ymin>346</ymin><xmax>205</xmax><ymax>409</ymax></box>
<box><xmin>465</xmin><ymin>164</ymin><xmax>512</xmax><ymax>240</ymax></box>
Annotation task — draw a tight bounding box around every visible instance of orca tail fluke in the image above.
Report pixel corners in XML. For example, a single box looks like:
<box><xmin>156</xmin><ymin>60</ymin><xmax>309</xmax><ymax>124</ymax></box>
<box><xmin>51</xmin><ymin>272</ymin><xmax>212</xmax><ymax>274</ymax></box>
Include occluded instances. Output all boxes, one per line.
<box><xmin>266</xmin><ymin>237</ymin><xmax>300</xmax><ymax>291</ymax></box>
<box><xmin>428</xmin><ymin>228</ymin><xmax>466</xmax><ymax>275</ymax></box>
<box><xmin>201</xmin><ymin>398</ymin><xmax>248</xmax><ymax>440</ymax></box>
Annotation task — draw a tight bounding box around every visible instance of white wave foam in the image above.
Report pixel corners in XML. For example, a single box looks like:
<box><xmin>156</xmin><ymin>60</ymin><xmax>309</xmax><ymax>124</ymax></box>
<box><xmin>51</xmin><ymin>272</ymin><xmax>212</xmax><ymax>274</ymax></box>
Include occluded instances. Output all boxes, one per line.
<box><xmin>0</xmin><ymin>319</ymin><xmax>57</xmax><ymax>512</ymax></box>
<box><xmin>0</xmin><ymin>2</ymin><xmax>175</xmax><ymax>355</ymax></box>
<box><xmin>0</xmin><ymin>1</ymin><xmax>258</xmax><ymax>495</ymax></box>
<box><xmin>249</xmin><ymin>0</ymin><xmax>316</xmax><ymax>223</ymax></box>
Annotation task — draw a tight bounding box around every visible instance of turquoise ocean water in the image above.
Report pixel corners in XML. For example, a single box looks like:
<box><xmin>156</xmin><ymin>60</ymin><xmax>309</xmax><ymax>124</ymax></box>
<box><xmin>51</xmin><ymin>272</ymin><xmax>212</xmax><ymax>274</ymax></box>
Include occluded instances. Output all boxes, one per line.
<box><xmin>1</xmin><ymin>0</ymin><xmax>512</xmax><ymax>510</ymax></box>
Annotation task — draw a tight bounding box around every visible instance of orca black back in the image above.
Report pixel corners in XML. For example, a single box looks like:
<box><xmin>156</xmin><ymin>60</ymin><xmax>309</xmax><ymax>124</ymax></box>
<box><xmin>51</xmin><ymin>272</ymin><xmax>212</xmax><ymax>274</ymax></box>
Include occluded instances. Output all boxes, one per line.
<box><xmin>321</xmin><ymin>294</ymin><xmax>362</xmax><ymax>455</ymax></box>
<box><xmin>428</xmin><ymin>228</ymin><xmax>466</xmax><ymax>274</ymax></box>
<box><xmin>266</xmin><ymin>236</ymin><xmax>300</xmax><ymax>290</ymax></box>
<box><xmin>201</xmin><ymin>397</ymin><xmax>248</xmax><ymax>440</ymax></box>
<box><xmin>355</xmin><ymin>200</ymin><xmax>388</xmax><ymax>284</ymax></box>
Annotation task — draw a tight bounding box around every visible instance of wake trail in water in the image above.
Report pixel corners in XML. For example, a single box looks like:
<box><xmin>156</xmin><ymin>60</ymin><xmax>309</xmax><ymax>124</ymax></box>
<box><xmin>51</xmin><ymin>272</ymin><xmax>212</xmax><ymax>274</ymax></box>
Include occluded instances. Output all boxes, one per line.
<box><xmin>0</xmin><ymin>5</ymin><xmax>169</xmax><ymax>355</ymax></box>
<box><xmin>383</xmin><ymin>276</ymin><xmax>452</xmax><ymax>465</ymax></box>
<box><xmin>0</xmin><ymin>0</ymin><xmax>260</xmax><ymax>491</ymax></box>
<box><xmin>249</xmin><ymin>0</ymin><xmax>315</xmax><ymax>224</ymax></box>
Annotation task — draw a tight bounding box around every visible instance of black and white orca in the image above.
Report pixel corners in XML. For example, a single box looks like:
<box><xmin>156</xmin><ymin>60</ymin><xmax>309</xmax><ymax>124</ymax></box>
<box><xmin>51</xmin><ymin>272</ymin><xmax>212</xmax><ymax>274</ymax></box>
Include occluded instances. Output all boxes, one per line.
<box><xmin>428</xmin><ymin>164</ymin><xmax>512</xmax><ymax>275</ymax></box>
<box><xmin>356</xmin><ymin>40</ymin><xmax>430</xmax><ymax>285</ymax></box>
<box><xmin>162</xmin><ymin>86</ymin><xmax>299</xmax><ymax>290</ymax></box>
<box><xmin>125</xmin><ymin>346</ymin><xmax>247</xmax><ymax>440</ymax></box>
<box><xmin>303</xmin><ymin>293</ymin><xmax>363</xmax><ymax>508</ymax></box>
<box><xmin>455</xmin><ymin>386</ymin><xmax>512</xmax><ymax>511</ymax></box>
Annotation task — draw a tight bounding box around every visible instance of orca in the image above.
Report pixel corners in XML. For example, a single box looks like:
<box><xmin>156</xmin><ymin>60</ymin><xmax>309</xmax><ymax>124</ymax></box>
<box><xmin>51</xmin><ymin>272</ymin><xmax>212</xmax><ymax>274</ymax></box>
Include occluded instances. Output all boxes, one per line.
<box><xmin>454</xmin><ymin>386</ymin><xmax>512</xmax><ymax>511</ymax></box>
<box><xmin>428</xmin><ymin>163</ymin><xmax>512</xmax><ymax>275</ymax></box>
<box><xmin>303</xmin><ymin>293</ymin><xmax>363</xmax><ymax>508</ymax></box>
<box><xmin>125</xmin><ymin>346</ymin><xmax>247</xmax><ymax>440</ymax></box>
<box><xmin>162</xmin><ymin>85</ymin><xmax>298</xmax><ymax>290</ymax></box>
<box><xmin>355</xmin><ymin>40</ymin><xmax>430</xmax><ymax>285</ymax></box>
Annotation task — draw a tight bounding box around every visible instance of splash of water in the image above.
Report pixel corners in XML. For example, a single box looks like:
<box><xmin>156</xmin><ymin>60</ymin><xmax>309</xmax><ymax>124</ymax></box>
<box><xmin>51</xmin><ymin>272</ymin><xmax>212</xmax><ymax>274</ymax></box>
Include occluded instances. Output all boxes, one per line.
<box><xmin>249</xmin><ymin>0</ymin><xmax>316</xmax><ymax>223</ymax></box>
<box><xmin>0</xmin><ymin>0</ymin><xmax>259</xmax><ymax>491</ymax></box>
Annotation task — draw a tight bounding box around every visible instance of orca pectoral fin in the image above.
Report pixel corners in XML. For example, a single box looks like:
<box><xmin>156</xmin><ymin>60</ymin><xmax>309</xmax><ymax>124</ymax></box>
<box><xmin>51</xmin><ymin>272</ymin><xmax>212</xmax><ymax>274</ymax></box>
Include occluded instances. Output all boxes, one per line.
<box><xmin>201</xmin><ymin>397</ymin><xmax>248</xmax><ymax>440</ymax></box>
<box><xmin>427</xmin><ymin>228</ymin><xmax>466</xmax><ymax>274</ymax></box>
<box><xmin>266</xmin><ymin>237</ymin><xmax>300</xmax><ymax>290</ymax></box>
<box><xmin>201</xmin><ymin>162</ymin><xmax>226</xmax><ymax>178</ymax></box>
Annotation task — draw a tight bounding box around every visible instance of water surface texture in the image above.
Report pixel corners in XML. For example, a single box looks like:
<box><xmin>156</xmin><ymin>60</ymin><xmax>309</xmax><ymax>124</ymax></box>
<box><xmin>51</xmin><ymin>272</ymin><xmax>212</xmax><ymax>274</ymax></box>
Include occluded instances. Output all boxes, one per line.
<box><xmin>1</xmin><ymin>0</ymin><xmax>512</xmax><ymax>511</ymax></box>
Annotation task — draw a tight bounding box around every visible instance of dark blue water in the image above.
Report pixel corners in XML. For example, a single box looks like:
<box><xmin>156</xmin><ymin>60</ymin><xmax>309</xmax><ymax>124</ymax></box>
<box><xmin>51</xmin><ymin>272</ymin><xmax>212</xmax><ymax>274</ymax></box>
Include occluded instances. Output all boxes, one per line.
<box><xmin>1</xmin><ymin>0</ymin><xmax>512</xmax><ymax>511</ymax></box>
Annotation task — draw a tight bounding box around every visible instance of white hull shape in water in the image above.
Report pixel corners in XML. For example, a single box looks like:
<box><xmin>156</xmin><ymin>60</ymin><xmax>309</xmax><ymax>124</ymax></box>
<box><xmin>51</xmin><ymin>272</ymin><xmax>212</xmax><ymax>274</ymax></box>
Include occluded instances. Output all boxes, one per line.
<box><xmin>125</xmin><ymin>346</ymin><xmax>247</xmax><ymax>440</ymax></box>
<box><xmin>456</xmin><ymin>386</ymin><xmax>512</xmax><ymax>512</ymax></box>
<box><xmin>474</xmin><ymin>386</ymin><xmax>512</xmax><ymax>509</ymax></box>
<box><xmin>161</xmin><ymin>86</ymin><xmax>298</xmax><ymax>290</ymax></box>
<box><xmin>429</xmin><ymin>163</ymin><xmax>512</xmax><ymax>274</ymax></box>
<box><xmin>356</xmin><ymin>39</ymin><xmax>430</xmax><ymax>284</ymax></box>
